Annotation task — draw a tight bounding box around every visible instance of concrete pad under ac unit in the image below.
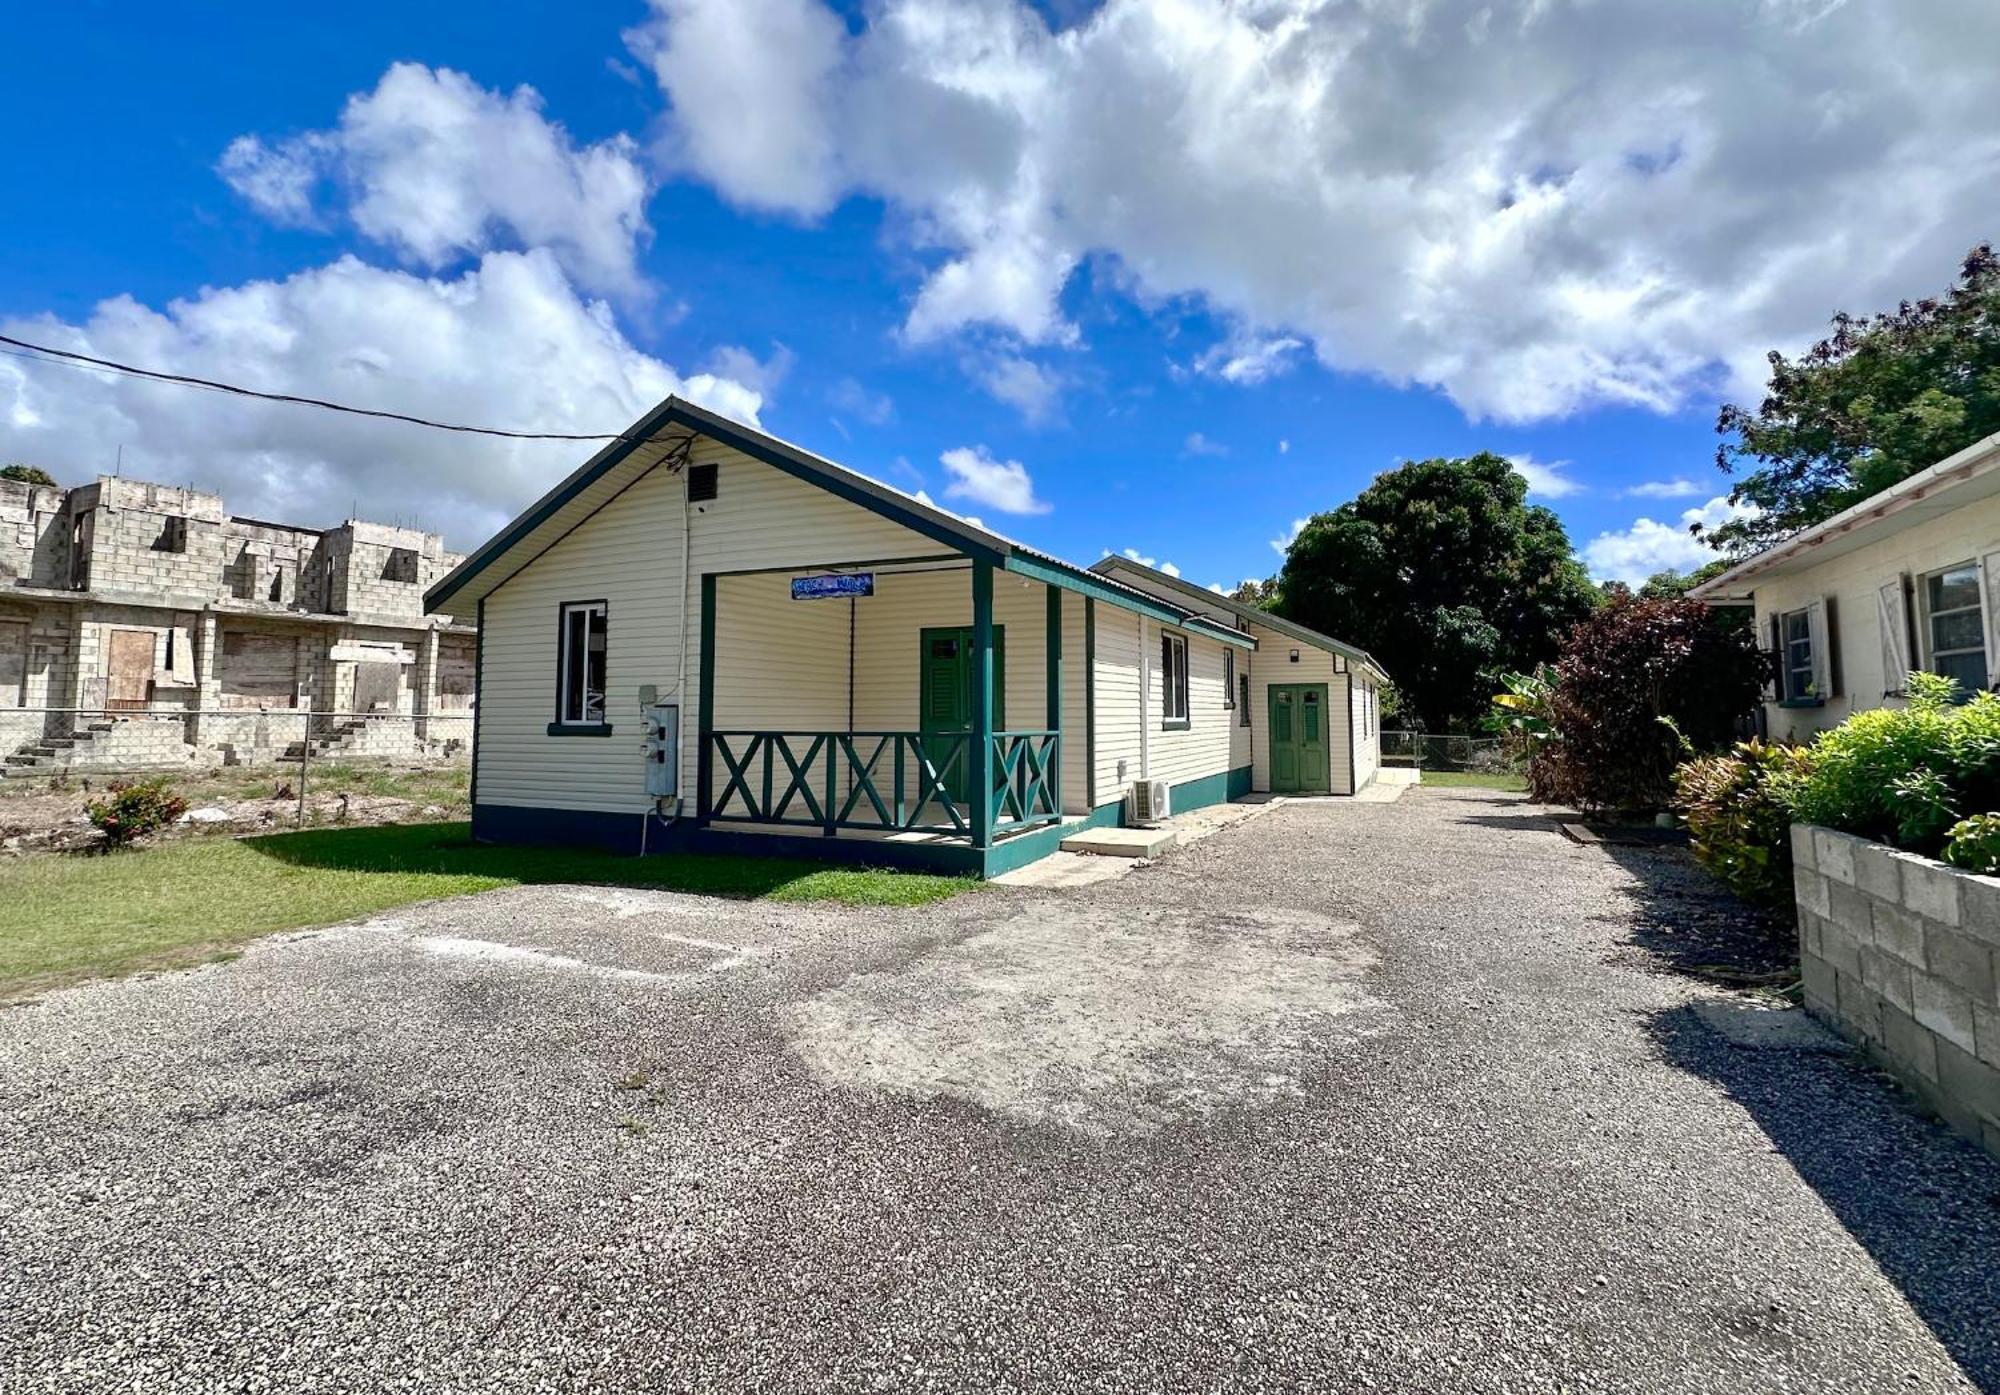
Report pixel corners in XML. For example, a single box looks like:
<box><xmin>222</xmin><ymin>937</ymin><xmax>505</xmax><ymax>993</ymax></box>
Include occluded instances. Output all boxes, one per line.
<box><xmin>1060</xmin><ymin>825</ymin><xmax>1179</xmax><ymax>858</ymax></box>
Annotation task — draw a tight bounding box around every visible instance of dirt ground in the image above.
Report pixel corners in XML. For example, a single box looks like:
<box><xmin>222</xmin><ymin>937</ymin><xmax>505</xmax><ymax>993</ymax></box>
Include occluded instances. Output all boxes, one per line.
<box><xmin>0</xmin><ymin>762</ymin><xmax>471</xmax><ymax>854</ymax></box>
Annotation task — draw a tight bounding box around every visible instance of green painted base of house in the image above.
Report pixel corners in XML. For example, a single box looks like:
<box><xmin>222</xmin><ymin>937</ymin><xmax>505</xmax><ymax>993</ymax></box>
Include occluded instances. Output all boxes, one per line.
<box><xmin>471</xmin><ymin>763</ymin><xmax>1255</xmax><ymax>879</ymax></box>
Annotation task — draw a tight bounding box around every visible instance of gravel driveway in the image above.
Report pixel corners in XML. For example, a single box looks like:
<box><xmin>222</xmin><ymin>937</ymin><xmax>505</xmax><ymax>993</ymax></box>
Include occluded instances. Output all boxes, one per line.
<box><xmin>4</xmin><ymin>787</ymin><xmax>1999</xmax><ymax>1392</ymax></box>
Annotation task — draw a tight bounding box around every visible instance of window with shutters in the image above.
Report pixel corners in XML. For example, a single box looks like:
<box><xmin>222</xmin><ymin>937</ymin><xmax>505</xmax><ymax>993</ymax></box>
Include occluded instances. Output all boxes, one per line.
<box><xmin>1780</xmin><ymin>608</ymin><xmax>1815</xmax><ymax>701</ymax></box>
<box><xmin>1161</xmin><ymin>632</ymin><xmax>1188</xmax><ymax>728</ymax></box>
<box><xmin>556</xmin><ymin>601</ymin><xmax>608</xmax><ymax>728</ymax></box>
<box><xmin>1922</xmin><ymin>562</ymin><xmax>1988</xmax><ymax>696</ymax></box>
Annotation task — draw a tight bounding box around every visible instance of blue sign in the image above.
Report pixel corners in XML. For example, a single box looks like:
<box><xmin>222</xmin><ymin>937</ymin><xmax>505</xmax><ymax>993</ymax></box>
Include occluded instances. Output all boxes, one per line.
<box><xmin>791</xmin><ymin>572</ymin><xmax>874</xmax><ymax>600</ymax></box>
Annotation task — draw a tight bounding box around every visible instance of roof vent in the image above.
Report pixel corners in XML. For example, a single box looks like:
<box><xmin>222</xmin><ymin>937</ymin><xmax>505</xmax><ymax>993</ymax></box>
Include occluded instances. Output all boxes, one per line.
<box><xmin>687</xmin><ymin>462</ymin><xmax>718</xmax><ymax>503</ymax></box>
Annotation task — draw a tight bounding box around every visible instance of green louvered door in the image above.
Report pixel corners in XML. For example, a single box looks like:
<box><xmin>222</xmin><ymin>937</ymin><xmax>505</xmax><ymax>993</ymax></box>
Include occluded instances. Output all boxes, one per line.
<box><xmin>918</xmin><ymin>626</ymin><xmax>1004</xmax><ymax>805</ymax></box>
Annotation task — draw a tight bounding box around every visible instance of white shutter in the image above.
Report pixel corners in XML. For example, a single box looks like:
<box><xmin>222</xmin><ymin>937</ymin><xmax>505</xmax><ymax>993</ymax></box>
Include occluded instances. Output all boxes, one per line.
<box><xmin>1877</xmin><ymin>576</ymin><xmax>1911</xmax><ymax>697</ymax></box>
<box><xmin>1980</xmin><ymin>550</ymin><xmax>2000</xmax><ymax>690</ymax></box>
<box><xmin>1806</xmin><ymin>600</ymin><xmax>1831</xmax><ymax>699</ymax></box>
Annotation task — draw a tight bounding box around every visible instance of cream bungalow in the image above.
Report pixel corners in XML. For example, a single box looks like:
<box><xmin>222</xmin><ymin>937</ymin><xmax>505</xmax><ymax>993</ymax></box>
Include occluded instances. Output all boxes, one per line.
<box><xmin>425</xmin><ymin>398</ymin><xmax>1385</xmax><ymax>877</ymax></box>
<box><xmin>1690</xmin><ymin>429</ymin><xmax>2000</xmax><ymax>740</ymax></box>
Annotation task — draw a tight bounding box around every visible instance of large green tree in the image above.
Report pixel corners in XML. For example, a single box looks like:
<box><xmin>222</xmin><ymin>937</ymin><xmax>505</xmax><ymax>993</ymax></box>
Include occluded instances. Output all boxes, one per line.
<box><xmin>1273</xmin><ymin>453</ymin><xmax>1598</xmax><ymax>730</ymax></box>
<box><xmin>1707</xmin><ymin>243</ymin><xmax>2000</xmax><ymax>552</ymax></box>
<box><xmin>0</xmin><ymin>464</ymin><xmax>57</xmax><ymax>487</ymax></box>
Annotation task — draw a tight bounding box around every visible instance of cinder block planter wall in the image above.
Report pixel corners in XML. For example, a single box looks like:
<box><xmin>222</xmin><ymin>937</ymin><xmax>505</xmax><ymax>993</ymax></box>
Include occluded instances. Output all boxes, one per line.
<box><xmin>1793</xmin><ymin>823</ymin><xmax>2000</xmax><ymax>1159</ymax></box>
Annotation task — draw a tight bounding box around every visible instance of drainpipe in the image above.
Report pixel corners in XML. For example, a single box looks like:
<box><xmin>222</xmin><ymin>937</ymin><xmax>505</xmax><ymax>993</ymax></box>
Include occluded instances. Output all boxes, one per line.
<box><xmin>1137</xmin><ymin>618</ymin><xmax>1151</xmax><ymax>784</ymax></box>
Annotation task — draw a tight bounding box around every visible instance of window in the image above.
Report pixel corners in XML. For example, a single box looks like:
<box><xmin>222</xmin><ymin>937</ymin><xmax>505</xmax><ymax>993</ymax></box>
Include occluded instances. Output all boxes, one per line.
<box><xmin>1924</xmin><ymin>562</ymin><xmax>1988</xmax><ymax>694</ymax></box>
<box><xmin>556</xmin><ymin>602</ymin><xmax>608</xmax><ymax>728</ymax></box>
<box><xmin>1238</xmin><ymin>672</ymin><xmax>1251</xmax><ymax>727</ymax></box>
<box><xmin>1223</xmin><ymin>650</ymin><xmax>1235</xmax><ymax>709</ymax></box>
<box><xmin>1781</xmin><ymin>607</ymin><xmax>1815</xmax><ymax>701</ymax></box>
<box><xmin>154</xmin><ymin>515</ymin><xmax>188</xmax><ymax>553</ymax></box>
<box><xmin>383</xmin><ymin>547</ymin><xmax>420</xmax><ymax>583</ymax></box>
<box><xmin>1161</xmin><ymin>632</ymin><xmax>1188</xmax><ymax>727</ymax></box>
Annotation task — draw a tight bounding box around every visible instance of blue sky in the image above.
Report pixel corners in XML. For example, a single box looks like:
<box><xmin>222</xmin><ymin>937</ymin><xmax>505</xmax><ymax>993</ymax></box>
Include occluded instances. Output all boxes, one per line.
<box><xmin>3</xmin><ymin>1</ymin><xmax>1996</xmax><ymax>590</ymax></box>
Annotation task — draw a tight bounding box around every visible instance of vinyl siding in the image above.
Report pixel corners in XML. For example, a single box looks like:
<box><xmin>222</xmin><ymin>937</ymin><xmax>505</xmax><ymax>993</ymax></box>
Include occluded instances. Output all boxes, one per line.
<box><xmin>1139</xmin><ymin>618</ymin><xmax>1236</xmax><ymax>790</ymax></box>
<box><xmin>1749</xmin><ymin>491</ymin><xmax>2000</xmax><ymax>742</ymax></box>
<box><xmin>1248</xmin><ymin>621</ymin><xmax>1352</xmax><ymax>794</ymax></box>
<box><xmin>1091</xmin><ymin>604</ymin><xmax>1142</xmax><ymax>802</ymax></box>
<box><xmin>1350</xmin><ymin>673</ymin><xmax>1379</xmax><ymax>789</ymax></box>
<box><xmin>477</xmin><ymin>440</ymin><xmax>940</xmax><ymax>815</ymax></box>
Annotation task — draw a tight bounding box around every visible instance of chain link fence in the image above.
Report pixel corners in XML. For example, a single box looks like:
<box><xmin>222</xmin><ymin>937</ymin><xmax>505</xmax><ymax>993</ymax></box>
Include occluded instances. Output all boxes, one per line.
<box><xmin>1380</xmin><ymin>730</ymin><xmax>1520</xmax><ymax>774</ymax></box>
<box><xmin>0</xmin><ymin>706</ymin><xmax>472</xmax><ymax>785</ymax></box>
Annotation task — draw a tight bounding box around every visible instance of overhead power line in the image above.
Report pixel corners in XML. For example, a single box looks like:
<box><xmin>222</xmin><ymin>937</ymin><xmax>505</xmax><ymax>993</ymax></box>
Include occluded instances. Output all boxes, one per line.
<box><xmin>0</xmin><ymin>332</ymin><xmax>653</xmax><ymax>444</ymax></box>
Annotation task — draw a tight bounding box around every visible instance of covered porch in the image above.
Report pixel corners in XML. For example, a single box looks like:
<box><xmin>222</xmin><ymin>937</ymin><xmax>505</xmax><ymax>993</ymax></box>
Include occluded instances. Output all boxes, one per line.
<box><xmin>691</xmin><ymin>553</ymin><xmax>1099</xmax><ymax>876</ymax></box>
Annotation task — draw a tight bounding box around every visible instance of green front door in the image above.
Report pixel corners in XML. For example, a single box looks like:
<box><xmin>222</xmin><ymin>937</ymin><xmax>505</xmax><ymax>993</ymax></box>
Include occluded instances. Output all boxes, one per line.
<box><xmin>918</xmin><ymin>626</ymin><xmax>1004</xmax><ymax>803</ymax></box>
<box><xmin>1268</xmin><ymin>683</ymin><xmax>1330</xmax><ymax>794</ymax></box>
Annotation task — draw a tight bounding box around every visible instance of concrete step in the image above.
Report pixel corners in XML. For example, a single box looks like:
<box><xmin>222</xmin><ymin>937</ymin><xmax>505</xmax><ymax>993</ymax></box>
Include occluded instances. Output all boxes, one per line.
<box><xmin>1059</xmin><ymin>825</ymin><xmax>1180</xmax><ymax>859</ymax></box>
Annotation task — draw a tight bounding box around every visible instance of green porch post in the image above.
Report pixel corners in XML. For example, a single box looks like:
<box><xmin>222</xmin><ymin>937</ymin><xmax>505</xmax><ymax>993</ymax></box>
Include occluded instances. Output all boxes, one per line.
<box><xmin>970</xmin><ymin>558</ymin><xmax>995</xmax><ymax>849</ymax></box>
<box><xmin>696</xmin><ymin>572</ymin><xmax>716</xmax><ymax>822</ymax></box>
<box><xmin>1046</xmin><ymin>583</ymin><xmax>1062</xmax><ymax>818</ymax></box>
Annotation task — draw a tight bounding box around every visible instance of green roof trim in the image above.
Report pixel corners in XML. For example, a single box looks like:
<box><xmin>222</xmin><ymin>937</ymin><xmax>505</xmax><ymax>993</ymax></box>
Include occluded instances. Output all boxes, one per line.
<box><xmin>1003</xmin><ymin>553</ymin><xmax>1256</xmax><ymax>649</ymax></box>
<box><xmin>426</xmin><ymin>397</ymin><xmax>1004</xmax><ymax>614</ymax></box>
<box><xmin>426</xmin><ymin>396</ymin><xmax>1260</xmax><ymax>651</ymax></box>
<box><xmin>1090</xmin><ymin>556</ymin><xmax>1388</xmax><ymax>680</ymax></box>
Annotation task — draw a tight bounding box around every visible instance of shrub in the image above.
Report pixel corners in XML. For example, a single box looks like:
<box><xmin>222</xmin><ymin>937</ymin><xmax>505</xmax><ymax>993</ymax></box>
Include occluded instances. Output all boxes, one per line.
<box><xmin>1784</xmin><ymin>679</ymin><xmax>2000</xmax><ymax>855</ymax></box>
<box><xmin>1674</xmin><ymin>740</ymin><xmax>1816</xmax><ymax>910</ymax></box>
<box><xmin>86</xmin><ymin>777</ymin><xmax>189</xmax><ymax>847</ymax></box>
<box><xmin>1943</xmin><ymin>813</ymin><xmax>2000</xmax><ymax>875</ymax></box>
<box><xmin>1530</xmin><ymin>598</ymin><xmax>1767</xmax><ymax>814</ymax></box>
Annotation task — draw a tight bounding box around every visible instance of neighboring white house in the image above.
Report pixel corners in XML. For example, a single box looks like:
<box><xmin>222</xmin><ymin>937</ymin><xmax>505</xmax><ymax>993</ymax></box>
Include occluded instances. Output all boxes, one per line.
<box><xmin>424</xmin><ymin>397</ymin><xmax>1388</xmax><ymax>877</ymax></box>
<box><xmin>1088</xmin><ymin>556</ymin><xmax>1388</xmax><ymax>796</ymax></box>
<box><xmin>1689</xmin><ymin>430</ymin><xmax>2000</xmax><ymax>741</ymax></box>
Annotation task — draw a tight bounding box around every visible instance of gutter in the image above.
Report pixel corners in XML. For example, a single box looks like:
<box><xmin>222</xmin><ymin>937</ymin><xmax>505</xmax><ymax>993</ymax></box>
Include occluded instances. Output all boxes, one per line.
<box><xmin>1689</xmin><ymin>429</ymin><xmax>2000</xmax><ymax>602</ymax></box>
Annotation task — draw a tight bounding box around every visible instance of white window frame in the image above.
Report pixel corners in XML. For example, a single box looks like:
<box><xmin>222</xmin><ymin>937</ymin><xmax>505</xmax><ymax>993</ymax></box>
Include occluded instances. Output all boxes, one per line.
<box><xmin>1161</xmin><ymin>631</ymin><xmax>1189</xmax><ymax>728</ymax></box>
<box><xmin>556</xmin><ymin>600</ymin><xmax>609</xmax><ymax>727</ymax></box>
<box><xmin>1779</xmin><ymin>606</ymin><xmax>1816</xmax><ymax>703</ymax></box>
<box><xmin>1919</xmin><ymin>560</ymin><xmax>1989</xmax><ymax>695</ymax></box>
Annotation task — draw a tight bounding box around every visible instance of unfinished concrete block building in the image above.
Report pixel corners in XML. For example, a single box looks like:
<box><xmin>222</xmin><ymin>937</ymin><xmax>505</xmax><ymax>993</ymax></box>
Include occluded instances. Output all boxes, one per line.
<box><xmin>0</xmin><ymin>474</ymin><xmax>474</xmax><ymax>776</ymax></box>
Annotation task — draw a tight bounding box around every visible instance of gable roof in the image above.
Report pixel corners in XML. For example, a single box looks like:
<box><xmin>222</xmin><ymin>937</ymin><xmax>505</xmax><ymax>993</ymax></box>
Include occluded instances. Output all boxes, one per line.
<box><xmin>424</xmin><ymin>396</ymin><xmax>1255</xmax><ymax>648</ymax></box>
<box><xmin>1688</xmin><ymin>429</ymin><xmax>2000</xmax><ymax>602</ymax></box>
<box><xmin>1091</xmin><ymin>555</ymin><xmax>1388</xmax><ymax>681</ymax></box>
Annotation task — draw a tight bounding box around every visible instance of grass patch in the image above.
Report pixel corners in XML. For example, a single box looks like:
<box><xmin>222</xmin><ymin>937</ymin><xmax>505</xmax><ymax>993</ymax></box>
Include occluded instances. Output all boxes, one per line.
<box><xmin>1418</xmin><ymin>769</ymin><xmax>1529</xmax><ymax>792</ymax></box>
<box><xmin>0</xmin><ymin>821</ymin><xmax>977</xmax><ymax>999</ymax></box>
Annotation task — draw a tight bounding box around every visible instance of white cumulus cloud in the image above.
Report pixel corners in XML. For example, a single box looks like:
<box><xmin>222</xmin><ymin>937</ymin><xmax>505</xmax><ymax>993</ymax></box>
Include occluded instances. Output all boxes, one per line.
<box><xmin>630</xmin><ymin>0</ymin><xmax>2000</xmax><ymax>421</ymax></box>
<box><xmin>1111</xmin><ymin>547</ymin><xmax>1178</xmax><ymax>577</ymax></box>
<box><xmin>1270</xmin><ymin>516</ymin><xmax>1311</xmax><ymax>557</ymax></box>
<box><xmin>220</xmin><ymin>63</ymin><xmax>654</xmax><ymax>298</ymax></box>
<box><xmin>0</xmin><ymin>251</ymin><xmax>761</xmax><ymax>547</ymax></box>
<box><xmin>1582</xmin><ymin>496</ymin><xmax>1758</xmax><ymax>586</ymax></box>
<box><xmin>1508</xmin><ymin>454</ymin><xmax>1584</xmax><ymax>499</ymax></box>
<box><xmin>939</xmin><ymin>444</ymin><xmax>1049</xmax><ymax>515</ymax></box>
<box><xmin>1622</xmin><ymin>477</ymin><xmax>1707</xmax><ymax>499</ymax></box>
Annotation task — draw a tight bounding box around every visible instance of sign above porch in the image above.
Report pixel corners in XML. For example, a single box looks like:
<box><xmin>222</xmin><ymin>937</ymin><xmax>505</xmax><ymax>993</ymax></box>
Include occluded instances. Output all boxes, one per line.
<box><xmin>791</xmin><ymin>573</ymin><xmax>874</xmax><ymax>601</ymax></box>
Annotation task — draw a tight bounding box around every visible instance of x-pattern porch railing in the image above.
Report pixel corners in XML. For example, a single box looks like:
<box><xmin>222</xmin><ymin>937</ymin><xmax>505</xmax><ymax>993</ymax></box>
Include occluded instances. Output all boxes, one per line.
<box><xmin>706</xmin><ymin>729</ymin><xmax>1062</xmax><ymax>840</ymax></box>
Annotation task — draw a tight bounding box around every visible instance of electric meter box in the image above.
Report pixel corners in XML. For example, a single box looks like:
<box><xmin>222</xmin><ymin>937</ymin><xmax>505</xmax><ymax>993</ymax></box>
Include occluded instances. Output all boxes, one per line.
<box><xmin>641</xmin><ymin>702</ymin><xmax>679</xmax><ymax>798</ymax></box>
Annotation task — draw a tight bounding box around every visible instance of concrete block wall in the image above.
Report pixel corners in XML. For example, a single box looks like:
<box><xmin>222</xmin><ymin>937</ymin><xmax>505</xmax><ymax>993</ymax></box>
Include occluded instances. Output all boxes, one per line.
<box><xmin>1795</xmin><ymin>823</ymin><xmax>2000</xmax><ymax>1159</ymax></box>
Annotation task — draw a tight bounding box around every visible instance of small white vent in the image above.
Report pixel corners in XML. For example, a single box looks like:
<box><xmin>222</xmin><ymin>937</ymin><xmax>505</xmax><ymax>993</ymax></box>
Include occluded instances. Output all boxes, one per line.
<box><xmin>1127</xmin><ymin>779</ymin><xmax>1171</xmax><ymax>825</ymax></box>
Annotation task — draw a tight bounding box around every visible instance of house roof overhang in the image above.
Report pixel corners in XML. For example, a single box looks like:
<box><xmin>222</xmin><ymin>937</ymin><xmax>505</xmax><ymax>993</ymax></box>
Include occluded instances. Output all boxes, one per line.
<box><xmin>424</xmin><ymin>397</ymin><xmax>1257</xmax><ymax>647</ymax></box>
<box><xmin>1091</xmin><ymin>555</ymin><xmax>1388</xmax><ymax>681</ymax></box>
<box><xmin>1688</xmin><ymin>430</ymin><xmax>2000</xmax><ymax>603</ymax></box>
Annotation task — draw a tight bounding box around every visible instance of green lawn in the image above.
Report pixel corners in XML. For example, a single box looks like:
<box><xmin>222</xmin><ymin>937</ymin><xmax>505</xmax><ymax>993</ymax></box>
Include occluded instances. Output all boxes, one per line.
<box><xmin>1418</xmin><ymin>769</ymin><xmax>1529</xmax><ymax>792</ymax></box>
<box><xmin>0</xmin><ymin>822</ymin><xmax>978</xmax><ymax>999</ymax></box>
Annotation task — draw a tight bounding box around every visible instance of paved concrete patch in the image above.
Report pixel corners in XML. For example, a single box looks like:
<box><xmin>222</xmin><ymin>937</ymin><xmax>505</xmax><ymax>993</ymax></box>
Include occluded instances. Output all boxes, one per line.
<box><xmin>785</xmin><ymin>903</ymin><xmax>1394</xmax><ymax>1135</ymax></box>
